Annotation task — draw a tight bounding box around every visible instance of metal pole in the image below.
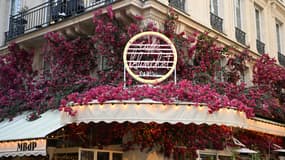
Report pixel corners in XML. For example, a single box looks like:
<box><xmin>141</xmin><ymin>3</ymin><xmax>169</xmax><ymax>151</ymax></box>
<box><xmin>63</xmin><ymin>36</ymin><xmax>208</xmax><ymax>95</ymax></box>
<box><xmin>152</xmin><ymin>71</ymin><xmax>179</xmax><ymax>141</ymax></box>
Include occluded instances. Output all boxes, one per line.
<box><xmin>174</xmin><ymin>68</ymin><xmax>177</xmax><ymax>84</ymax></box>
<box><xmin>123</xmin><ymin>67</ymin><xmax>126</xmax><ymax>89</ymax></box>
<box><xmin>268</xmin><ymin>141</ymin><xmax>271</xmax><ymax>160</ymax></box>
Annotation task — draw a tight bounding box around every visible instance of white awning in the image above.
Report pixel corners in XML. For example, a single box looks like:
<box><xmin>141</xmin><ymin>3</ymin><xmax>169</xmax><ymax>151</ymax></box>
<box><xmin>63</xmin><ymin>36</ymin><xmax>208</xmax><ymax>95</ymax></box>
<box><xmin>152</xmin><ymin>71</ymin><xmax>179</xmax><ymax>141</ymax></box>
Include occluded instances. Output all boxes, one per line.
<box><xmin>0</xmin><ymin>110</ymin><xmax>63</xmax><ymax>157</ymax></box>
<box><xmin>0</xmin><ymin>139</ymin><xmax>47</xmax><ymax>157</ymax></box>
<box><xmin>61</xmin><ymin>100</ymin><xmax>247</xmax><ymax>127</ymax></box>
<box><xmin>60</xmin><ymin>100</ymin><xmax>285</xmax><ymax>136</ymax></box>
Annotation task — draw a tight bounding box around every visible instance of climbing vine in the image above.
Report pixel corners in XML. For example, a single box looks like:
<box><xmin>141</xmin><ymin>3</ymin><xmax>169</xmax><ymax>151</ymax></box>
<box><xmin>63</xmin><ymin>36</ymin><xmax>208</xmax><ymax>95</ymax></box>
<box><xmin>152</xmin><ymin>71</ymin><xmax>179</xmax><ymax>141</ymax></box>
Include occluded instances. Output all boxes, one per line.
<box><xmin>0</xmin><ymin>6</ymin><xmax>284</xmax><ymax>158</ymax></box>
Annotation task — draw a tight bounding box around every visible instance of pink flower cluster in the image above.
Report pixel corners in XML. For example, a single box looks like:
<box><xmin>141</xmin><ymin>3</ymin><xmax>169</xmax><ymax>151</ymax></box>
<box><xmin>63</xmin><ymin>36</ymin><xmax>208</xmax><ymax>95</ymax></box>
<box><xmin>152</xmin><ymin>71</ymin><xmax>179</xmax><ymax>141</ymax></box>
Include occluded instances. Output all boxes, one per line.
<box><xmin>60</xmin><ymin>80</ymin><xmax>254</xmax><ymax>117</ymax></box>
<box><xmin>0</xmin><ymin>6</ymin><xmax>284</xmax><ymax>124</ymax></box>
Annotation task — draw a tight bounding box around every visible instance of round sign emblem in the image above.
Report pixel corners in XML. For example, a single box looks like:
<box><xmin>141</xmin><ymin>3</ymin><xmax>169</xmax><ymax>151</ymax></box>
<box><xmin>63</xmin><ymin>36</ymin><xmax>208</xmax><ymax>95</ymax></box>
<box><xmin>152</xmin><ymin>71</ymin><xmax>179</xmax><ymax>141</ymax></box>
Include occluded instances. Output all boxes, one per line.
<box><xmin>123</xmin><ymin>32</ymin><xmax>177</xmax><ymax>84</ymax></box>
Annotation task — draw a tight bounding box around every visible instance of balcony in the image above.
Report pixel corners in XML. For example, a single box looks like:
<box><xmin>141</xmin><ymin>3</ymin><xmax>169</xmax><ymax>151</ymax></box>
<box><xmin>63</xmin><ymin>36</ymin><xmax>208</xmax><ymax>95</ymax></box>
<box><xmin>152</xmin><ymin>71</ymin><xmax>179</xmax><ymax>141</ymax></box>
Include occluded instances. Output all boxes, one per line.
<box><xmin>278</xmin><ymin>52</ymin><xmax>285</xmax><ymax>67</ymax></box>
<box><xmin>169</xmin><ymin>0</ymin><xmax>185</xmax><ymax>11</ymax></box>
<box><xmin>5</xmin><ymin>0</ymin><xmax>115</xmax><ymax>42</ymax></box>
<box><xmin>256</xmin><ymin>39</ymin><xmax>265</xmax><ymax>54</ymax></box>
<box><xmin>235</xmin><ymin>27</ymin><xmax>246</xmax><ymax>45</ymax></box>
<box><xmin>210</xmin><ymin>12</ymin><xmax>223</xmax><ymax>33</ymax></box>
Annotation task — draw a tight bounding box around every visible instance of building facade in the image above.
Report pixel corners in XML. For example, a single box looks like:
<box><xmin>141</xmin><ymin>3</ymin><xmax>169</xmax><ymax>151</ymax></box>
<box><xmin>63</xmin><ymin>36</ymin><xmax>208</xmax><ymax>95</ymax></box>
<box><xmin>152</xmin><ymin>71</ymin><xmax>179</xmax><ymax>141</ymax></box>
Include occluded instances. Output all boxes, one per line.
<box><xmin>0</xmin><ymin>0</ymin><xmax>285</xmax><ymax>160</ymax></box>
<box><xmin>1</xmin><ymin>0</ymin><xmax>285</xmax><ymax>67</ymax></box>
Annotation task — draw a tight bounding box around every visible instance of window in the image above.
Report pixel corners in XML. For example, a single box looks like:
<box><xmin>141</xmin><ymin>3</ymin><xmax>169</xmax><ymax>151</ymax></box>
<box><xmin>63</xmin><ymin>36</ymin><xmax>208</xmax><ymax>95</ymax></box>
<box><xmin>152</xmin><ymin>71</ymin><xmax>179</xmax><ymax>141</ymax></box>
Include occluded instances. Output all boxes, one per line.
<box><xmin>100</xmin><ymin>55</ymin><xmax>112</xmax><ymax>71</ymax></box>
<box><xmin>254</xmin><ymin>5</ymin><xmax>265</xmax><ymax>54</ymax></box>
<box><xmin>215</xmin><ymin>57</ymin><xmax>227</xmax><ymax>82</ymax></box>
<box><xmin>169</xmin><ymin>0</ymin><xmax>185</xmax><ymax>11</ymax></box>
<box><xmin>54</xmin><ymin>149</ymin><xmax>123</xmax><ymax>160</ymax></box>
<box><xmin>9</xmin><ymin>0</ymin><xmax>28</xmax><ymax>39</ymax></box>
<box><xmin>210</xmin><ymin>0</ymin><xmax>219</xmax><ymax>15</ymax></box>
<box><xmin>173</xmin><ymin>147</ymin><xmax>196</xmax><ymax>160</ymax></box>
<box><xmin>88</xmin><ymin>0</ymin><xmax>112</xmax><ymax>8</ymax></box>
<box><xmin>276</xmin><ymin>21</ymin><xmax>283</xmax><ymax>53</ymax></box>
<box><xmin>11</xmin><ymin>0</ymin><xmax>22</xmax><ymax>15</ymax></box>
<box><xmin>255</xmin><ymin>7</ymin><xmax>262</xmax><ymax>40</ymax></box>
<box><xmin>234</xmin><ymin>0</ymin><xmax>246</xmax><ymax>44</ymax></box>
<box><xmin>210</xmin><ymin>0</ymin><xmax>223</xmax><ymax>32</ymax></box>
<box><xmin>79</xmin><ymin>149</ymin><xmax>123</xmax><ymax>160</ymax></box>
<box><xmin>200</xmin><ymin>154</ymin><xmax>216</xmax><ymax>160</ymax></box>
<box><xmin>198</xmin><ymin>150</ymin><xmax>232</xmax><ymax>160</ymax></box>
<box><xmin>81</xmin><ymin>150</ymin><xmax>94</xmax><ymax>160</ymax></box>
<box><xmin>276</xmin><ymin>20</ymin><xmax>285</xmax><ymax>66</ymax></box>
<box><xmin>218</xmin><ymin>156</ymin><xmax>232</xmax><ymax>160</ymax></box>
<box><xmin>234</xmin><ymin>0</ymin><xmax>242</xmax><ymax>29</ymax></box>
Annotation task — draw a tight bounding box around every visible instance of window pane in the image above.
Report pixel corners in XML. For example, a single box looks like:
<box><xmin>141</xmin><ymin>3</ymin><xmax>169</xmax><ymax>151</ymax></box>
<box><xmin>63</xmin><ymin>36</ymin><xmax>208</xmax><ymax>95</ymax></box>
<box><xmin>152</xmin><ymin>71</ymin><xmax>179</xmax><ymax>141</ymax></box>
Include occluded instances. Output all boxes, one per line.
<box><xmin>55</xmin><ymin>153</ymin><xmax>78</xmax><ymax>160</ymax></box>
<box><xmin>113</xmin><ymin>153</ymin><xmax>123</xmax><ymax>160</ymax></box>
<box><xmin>200</xmin><ymin>154</ymin><xmax>216</xmax><ymax>160</ymax></box>
<box><xmin>80</xmin><ymin>151</ymin><xmax>94</xmax><ymax>160</ymax></box>
<box><xmin>219</xmin><ymin>156</ymin><xmax>232</xmax><ymax>160</ymax></box>
<box><xmin>214</xmin><ymin>0</ymin><xmax>218</xmax><ymax>15</ymax></box>
<box><xmin>276</xmin><ymin>23</ymin><xmax>282</xmax><ymax>52</ymax></box>
<box><xmin>211</xmin><ymin>0</ymin><xmax>219</xmax><ymax>15</ymax></box>
<box><xmin>255</xmin><ymin>8</ymin><xmax>261</xmax><ymax>40</ymax></box>
<box><xmin>169</xmin><ymin>0</ymin><xmax>185</xmax><ymax>11</ymax></box>
<box><xmin>98</xmin><ymin>152</ymin><xmax>109</xmax><ymax>160</ymax></box>
<box><xmin>11</xmin><ymin>0</ymin><xmax>21</xmax><ymax>15</ymax></box>
<box><xmin>235</xmin><ymin>0</ymin><xmax>242</xmax><ymax>28</ymax></box>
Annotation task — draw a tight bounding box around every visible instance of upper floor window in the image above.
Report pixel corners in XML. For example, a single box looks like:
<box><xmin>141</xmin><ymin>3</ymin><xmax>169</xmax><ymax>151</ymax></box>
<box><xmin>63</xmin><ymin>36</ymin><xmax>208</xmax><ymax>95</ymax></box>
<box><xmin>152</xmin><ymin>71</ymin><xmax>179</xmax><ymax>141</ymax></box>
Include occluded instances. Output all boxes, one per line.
<box><xmin>234</xmin><ymin>0</ymin><xmax>246</xmax><ymax>45</ymax></box>
<box><xmin>255</xmin><ymin>6</ymin><xmax>262</xmax><ymax>41</ymax></box>
<box><xmin>276</xmin><ymin>20</ymin><xmax>285</xmax><ymax>66</ymax></box>
<box><xmin>210</xmin><ymin>0</ymin><xmax>219</xmax><ymax>15</ymax></box>
<box><xmin>210</xmin><ymin>0</ymin><xmax>223</xmax><ymax>33</ymax></box>
<box><xmin>276</xmin><ymin>20</ymin><xmax>283</xmax><ymax>53</ymax></box>
<box><xmin>254</xmin><ymin>5</ymin><xmax>265</xmax><ymax>54</ymax></box>
<box><xmin>279</xmin><ymin>51</ymin><xmax>285</xmax><ymax>66</ymax></box>
<box><xmin>11</xmin><ymin>0</ymin><xmax>22</xmax><ymax>15</ymax></box>
<box><xmin>234</xmin><ymin>0</ymin><xmax>242</xmax><ymax>29</ymax></box>
<box><xmin>169</xmin><ymin>0</ymin><xmax>185</xmax><ymax>11</ymax></box>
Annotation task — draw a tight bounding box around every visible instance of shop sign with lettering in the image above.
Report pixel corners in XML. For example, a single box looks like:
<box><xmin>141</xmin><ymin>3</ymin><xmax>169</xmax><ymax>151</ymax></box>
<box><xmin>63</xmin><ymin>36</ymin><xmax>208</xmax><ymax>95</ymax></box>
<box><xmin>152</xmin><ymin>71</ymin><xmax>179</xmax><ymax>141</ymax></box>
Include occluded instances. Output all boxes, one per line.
<box><xmin>123</xmin><ymin>32</ymin><xmax>177</xmax><ymax>84</ymax></box>
<box><xmin>0</xmin><ymin>139</ymin><xmax>46</xmax><ymax>157</ymax></box>
<box><xmin>17</xmin><ymin>141</ymin><xmax>37</xmax><ymax>151</ymax></box>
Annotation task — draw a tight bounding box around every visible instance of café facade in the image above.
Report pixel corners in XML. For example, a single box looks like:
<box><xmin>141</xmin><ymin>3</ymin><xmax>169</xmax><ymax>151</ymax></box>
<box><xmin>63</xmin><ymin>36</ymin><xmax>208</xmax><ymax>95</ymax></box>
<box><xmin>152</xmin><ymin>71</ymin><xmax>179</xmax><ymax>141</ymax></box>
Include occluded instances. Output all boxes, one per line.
<box><xmin>0</xmin><ymin>32</ymin><xmax>285</xmax><ymax>160</ymax></box>
<box><xmin>1</xmin><ymin>103</ymin><xmax>285</xmax><ymax>160</ymax></box>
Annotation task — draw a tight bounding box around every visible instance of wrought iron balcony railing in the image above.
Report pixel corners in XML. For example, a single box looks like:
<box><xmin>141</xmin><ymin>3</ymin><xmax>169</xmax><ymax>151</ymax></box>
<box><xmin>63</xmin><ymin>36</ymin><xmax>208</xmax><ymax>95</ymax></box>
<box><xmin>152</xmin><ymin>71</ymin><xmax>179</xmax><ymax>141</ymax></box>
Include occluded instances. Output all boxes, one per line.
<box><xmin>278</xmin><ymin>52</ymin><xmax>285</xmax><ymax>67</ymax></box>
<box><xmin>256</xmin><ymin>39</ymin><xmax>265</xmax><ymax>54</ymax></box>
<box><xmin>235</xmin><ymin>27</ymin><xmax>246</xmax><ymax>45</ymax></box>
<box><xmin>210</xmin><ymin>12</ymin><xmax>223</xmax><ymax>33</ymax></box>
<box><xmin>5</xmin><ymin>0</ymin><xmax>115</xmax><ymax>42</ymax></box>
<box><xmin>169</xmin><ymin>0</ymin><xmax>185</xmax><ymax>11</ymax></box>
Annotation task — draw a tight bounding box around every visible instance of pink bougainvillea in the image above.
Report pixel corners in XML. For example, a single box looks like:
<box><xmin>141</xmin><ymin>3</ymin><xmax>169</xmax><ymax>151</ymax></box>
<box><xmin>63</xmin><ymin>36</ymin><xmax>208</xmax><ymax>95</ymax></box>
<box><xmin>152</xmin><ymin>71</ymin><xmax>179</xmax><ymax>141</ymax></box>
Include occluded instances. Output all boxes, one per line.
<box><xmin>0</xmin><ymin>5</ymin><xmax>285</xmax><ymax>157</ymax></box>
<box><xmin>59</xmin><ymin>80</ymin><xmax>254</xmax><ymax>117</ymax></box>
<box><xmin>252</xmin><ymin>54</ymin><xmax>285</xmax><ymax>121</ymax></box>
<box><xmin>1</xmin><ymin>6</ymin><xmax>284</xmax><ymax>122</ymax></box>
<box><xmin>0</xmin><ymin>43</ymin><xmax>36</xmax><ymax>120</ymax></box>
